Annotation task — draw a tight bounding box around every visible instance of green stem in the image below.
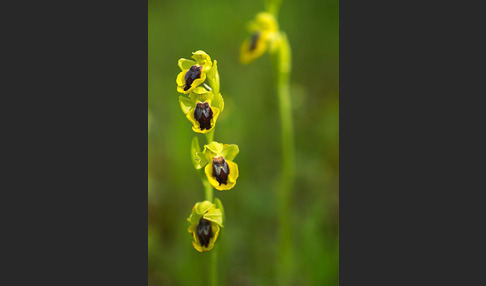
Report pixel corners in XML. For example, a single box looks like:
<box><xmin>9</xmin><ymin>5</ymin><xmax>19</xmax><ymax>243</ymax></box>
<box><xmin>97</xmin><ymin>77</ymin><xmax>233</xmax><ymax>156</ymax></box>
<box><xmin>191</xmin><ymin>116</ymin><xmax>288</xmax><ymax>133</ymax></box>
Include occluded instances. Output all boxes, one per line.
<box><xmin>202</xmin><ymin>129</ymin><xmax>217</xmax><ymax>286</ymax></box>
<box><xmin>202</xmin><ymin>177</ymin><xmax>213</xmax><ymax>203</ymax></box>
<box><xmin>205</xmin><ymin>129</ymin><xmax>215</xmax><ymax>144</ymax></box>
<box><xmin>266</xmin><ymin>0</ymin><xmax>283</xmax><ymax>16</ymax></box>
<box><xmin>210</xmin><ymin>247</ymin><xmax>218</xmax><ymax>286</ymax></box>
<box><xmin>272</xmin><ymin>32</ymin><xmax>295</xmax><ymax>285</ymax></box>
<box><xmin>203</xmin><ymin>58</ymin><xmax>220</xmax><ymax>286</ymax></box>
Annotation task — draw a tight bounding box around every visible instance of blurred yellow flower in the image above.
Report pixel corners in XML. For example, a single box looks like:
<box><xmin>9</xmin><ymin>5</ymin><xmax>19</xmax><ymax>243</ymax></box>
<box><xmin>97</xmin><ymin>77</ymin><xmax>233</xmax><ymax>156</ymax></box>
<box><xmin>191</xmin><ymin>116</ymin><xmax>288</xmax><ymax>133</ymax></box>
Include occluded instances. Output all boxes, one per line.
<box><xmin>240</xmin><ymin>12</ymin><xmax>279</xmax><ymax>64</ymax></box>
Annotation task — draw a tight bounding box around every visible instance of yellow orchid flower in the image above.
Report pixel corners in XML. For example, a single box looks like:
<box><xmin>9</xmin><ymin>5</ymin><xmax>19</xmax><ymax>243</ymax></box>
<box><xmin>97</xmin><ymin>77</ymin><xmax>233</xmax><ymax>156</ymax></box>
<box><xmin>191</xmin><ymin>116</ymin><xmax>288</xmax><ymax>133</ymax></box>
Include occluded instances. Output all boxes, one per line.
<box><xmin>179</xmin><ymin>87</ymin><xmax>224</xmax><ymax>134</ymax></box>
<box><xmin>187</xmin><ymin>200</ymin><xmax>223</xmax><ymax>252</ymax></box>
<box><xmin>176</xmin><ymin>50</ymin><xmax>214</xmax><ymax>94</ymax></box>
<box><xmin>197</xmin><ymin>141</ymin><xmax>239</xmax><ymax>191</ymax></box>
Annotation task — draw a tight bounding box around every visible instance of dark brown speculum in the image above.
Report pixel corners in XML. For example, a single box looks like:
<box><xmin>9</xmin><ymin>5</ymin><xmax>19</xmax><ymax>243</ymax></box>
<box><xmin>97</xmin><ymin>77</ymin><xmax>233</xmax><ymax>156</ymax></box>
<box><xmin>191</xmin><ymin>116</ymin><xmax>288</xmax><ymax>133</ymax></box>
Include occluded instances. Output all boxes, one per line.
<box><xmin>184</xmin><ymin>65</ymin><xmax>202</xmax><ymax>91</ymax></box>
<box><xmin>194</xmin><ymin>102</ymin><xmax>213</xmax><ymax>130</ymax></box>
<box><xmin>249</xmin><ymin>32</ymin><xmax>261</xmax><ymax>51</ymax></box>
<box><xmin>196</xmin><ymin>217</ymin><xmax>212</xmax><ymax>247</ymax></box>
<box><xmin>212</xmin><ymin>157</ymin><xmax>229</xmax><ymax>185</ymax></box>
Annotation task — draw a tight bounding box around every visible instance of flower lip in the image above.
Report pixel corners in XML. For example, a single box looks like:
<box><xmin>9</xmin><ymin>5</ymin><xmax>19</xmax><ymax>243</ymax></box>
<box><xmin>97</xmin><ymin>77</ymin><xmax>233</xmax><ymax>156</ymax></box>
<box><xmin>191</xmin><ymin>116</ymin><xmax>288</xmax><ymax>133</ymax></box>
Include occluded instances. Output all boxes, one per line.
<box><xmin>197</xmin><ymin>217</ymin><xmax>213</xmax><ymax>247</ymax></box>
<box><xmin>184</xmin><ymin>65</ymin><xmax>203</xmax><ymax>91</ymax></box>
<box><xmin>212</xmin><ymin>156</ymin><xmax>229</xmax><ymax>186</ymax></box>
<box><xmin>249</xmin><ymin>31</ymin><xmax>261</xmax><ymax>51</ymax></box>
<box><xmin>194</xmin><ymin>102</ymin><xmax>213</xmax><ymax>130</ymax></box>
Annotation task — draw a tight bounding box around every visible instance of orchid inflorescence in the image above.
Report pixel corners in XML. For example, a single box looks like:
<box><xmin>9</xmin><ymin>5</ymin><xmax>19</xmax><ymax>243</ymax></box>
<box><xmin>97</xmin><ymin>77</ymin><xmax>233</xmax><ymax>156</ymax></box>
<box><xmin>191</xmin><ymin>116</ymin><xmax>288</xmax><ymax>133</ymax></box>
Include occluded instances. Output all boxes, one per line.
<box><xmin>240</xmin><ymin>5</ymin><xmax>296</xmax><ymax>284</ymax></box>
<box><xmin>176</xmin><ymin>50</ymin><xmax>239</xmax><ymax>252</ymax></box>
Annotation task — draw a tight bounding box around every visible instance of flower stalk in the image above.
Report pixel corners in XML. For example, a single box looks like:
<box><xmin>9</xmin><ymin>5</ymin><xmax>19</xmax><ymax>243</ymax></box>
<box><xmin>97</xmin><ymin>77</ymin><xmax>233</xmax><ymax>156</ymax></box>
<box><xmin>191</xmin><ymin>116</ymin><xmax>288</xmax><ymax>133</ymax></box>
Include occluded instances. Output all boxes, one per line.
<box><xmin>202</xmin><ymin>176</ymin><xmax>213</xmax><ymax>203</ymax></box>
<box><xmin>272</xmin><ymin>32</ymin><xmax>295</xmax><ymax>286</ymax></box>
<box><xmin>177</xmin><ymin>50</ymin><xmax>240</xmax><ymax>286</ymax></box>
<box><xmin>205</xmin><ymin>129</ymin><xmax>215</xmax><ymax>146</ymax></box>
<box><xmin>266</xmin><ymin>0</ymin><xmax>283</xmax><ymax>16</ymax></box>
<box><xmin>239</xmin><ymin>1</ymin><xmax>295</xmax><ymax>283</ymax></box>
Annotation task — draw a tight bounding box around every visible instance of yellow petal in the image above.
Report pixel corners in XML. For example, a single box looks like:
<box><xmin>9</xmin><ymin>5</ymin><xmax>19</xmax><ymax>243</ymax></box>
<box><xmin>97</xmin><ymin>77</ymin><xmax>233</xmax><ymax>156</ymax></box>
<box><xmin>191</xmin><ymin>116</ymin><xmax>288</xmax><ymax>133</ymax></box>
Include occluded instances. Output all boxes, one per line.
<box><xmin>188</xmin><ymin>224</ymin><xmax>199</xmax><ymax>243</ymax></box>
<box><xmin>226</xmin><ymin>160</ymin><xmax>239</xmax><ymax>185</ymax></box>
<box><xmin>192</xmin><ymin>241</ymin><xmax>205</xmax><ymax>252</ymax></box>
<box><xmin>176</xmin><ymin>70</ymin><xmax>187</xmax><ymax>85</ymax></box>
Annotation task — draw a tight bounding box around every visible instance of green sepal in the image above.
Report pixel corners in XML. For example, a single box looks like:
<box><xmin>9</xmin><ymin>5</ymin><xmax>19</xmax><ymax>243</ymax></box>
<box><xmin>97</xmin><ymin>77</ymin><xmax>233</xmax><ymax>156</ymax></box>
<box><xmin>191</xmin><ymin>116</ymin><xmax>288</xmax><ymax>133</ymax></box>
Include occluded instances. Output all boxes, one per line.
<box><xmin>206</xmin><ymin>60</ymin><xmax>220</xmax><ymax>94</ymax></box>
<box><xmin>195</xmin><ymin>151</ymin><xmax>207</xmax><ymax>169</ymax></box>
<box><xmin>212</xmin><ymin>92</ymin><xmax>224</xmax><ymax>112</ymax></box>
<box><xmin>222</xmin><ymin>144</ymin><xmax>239</xmax><ymax>161</ymax></box>
<box><xmin>187</xmin><ymin>209</ymin><xmax>201</xmax><ymax>225</ymax></box>
<box><xmin>191</xmin><ymin>136</ymin><xmax>208</xmax><ymax>169</ymax></box>
<box><xmin>178</xmin><ymin>58</ymin><xmax>196</xmax><ymax>70</ymax></box>
<box><xmin>179</xmin><ymin>95</ymin><xmax>194</xmax><ymax>114</ymax></box>
<box><xmin>214</xmin><ymin>197</ymin><xmax>225</xmax><ymax>224</ymax></box>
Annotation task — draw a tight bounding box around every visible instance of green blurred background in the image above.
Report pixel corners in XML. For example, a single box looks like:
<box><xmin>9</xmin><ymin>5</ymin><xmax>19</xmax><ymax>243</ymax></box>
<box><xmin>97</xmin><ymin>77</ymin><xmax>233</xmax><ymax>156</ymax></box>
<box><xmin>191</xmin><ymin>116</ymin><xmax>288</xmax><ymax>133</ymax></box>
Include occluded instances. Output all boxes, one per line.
<box><xmin>148</xmin><ymin>0</ymin><xmax>338</xmax><ymax>285</ymax></box>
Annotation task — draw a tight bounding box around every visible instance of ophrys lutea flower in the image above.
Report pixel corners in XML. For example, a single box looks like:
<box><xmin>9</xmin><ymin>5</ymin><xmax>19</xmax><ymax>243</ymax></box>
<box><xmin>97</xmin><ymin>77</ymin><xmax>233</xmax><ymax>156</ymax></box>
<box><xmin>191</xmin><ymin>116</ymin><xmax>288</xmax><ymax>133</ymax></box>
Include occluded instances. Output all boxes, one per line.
<box><xmin>240</xmin><ymin>12</ymin><xmax>280</xmax><ymax>64</ymax></box>
<box><xmin>176</xmin><ymin>50</ymin><xmax>215</xmax><ymax>94</ymax></box>
<box><xmin>194</xmin><ymin>141</ymin><xmax>239</xmax><ymax>191</ymax></box>
<box><xmin>179</xmin><ymin>86</ymin><xmax>224</xmax><ymax>133</ymax></box>
<box><xmin>187</xmin><ymin>200</ymin><xmax>223</xmax><ymax>252</ymax></box>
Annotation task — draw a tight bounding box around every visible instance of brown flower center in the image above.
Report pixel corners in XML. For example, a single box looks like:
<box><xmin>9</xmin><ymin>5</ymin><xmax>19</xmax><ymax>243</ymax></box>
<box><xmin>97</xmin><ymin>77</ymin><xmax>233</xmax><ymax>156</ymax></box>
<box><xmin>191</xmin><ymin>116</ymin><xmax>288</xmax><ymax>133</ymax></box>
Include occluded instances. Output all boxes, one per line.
<box><xmin>212</xmin><ymin>157</ymin><xmax>229</xmax><ymax>186</ymax></box>
<box><xmin>194</xmin><ymin>102</ymin><xmax>213</xmax><ymax>130</ymax></box>
<box><xmin>249</xmin><ymin>32</ymin><xmax>261</xmax><ymax>51</ymax></box>
<box><xmin>184</xmin><ymin>65</ymin><xmax>202</xmax><ymax>91</ymax></box>
<box><xmin>196</xmin><ymin>218</ymin><xmax>212</xmax><ymax>247</ymax></box>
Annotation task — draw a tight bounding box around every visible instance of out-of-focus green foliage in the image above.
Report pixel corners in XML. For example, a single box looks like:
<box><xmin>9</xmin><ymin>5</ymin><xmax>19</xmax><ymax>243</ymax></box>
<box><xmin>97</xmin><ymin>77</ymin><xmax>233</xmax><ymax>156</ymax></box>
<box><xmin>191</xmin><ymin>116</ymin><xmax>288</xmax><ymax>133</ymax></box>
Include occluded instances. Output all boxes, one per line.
<box><xmin>148</xmin><ymin>0</ymin><xmax>338</xmax><ymax>285</ymax></box>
